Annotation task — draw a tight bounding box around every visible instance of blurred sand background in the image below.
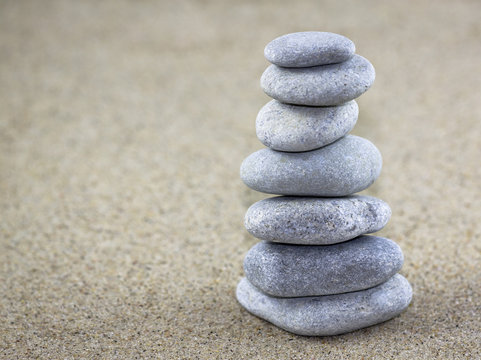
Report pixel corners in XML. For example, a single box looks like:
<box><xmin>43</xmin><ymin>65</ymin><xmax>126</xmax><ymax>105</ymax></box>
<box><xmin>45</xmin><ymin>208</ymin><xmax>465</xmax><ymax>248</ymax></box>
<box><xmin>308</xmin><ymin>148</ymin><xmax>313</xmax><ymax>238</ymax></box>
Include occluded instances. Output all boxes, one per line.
<box><xmin>1</xmin><ymin>0</ymin><xmax>480</xmax><ymax>358</ymax></box>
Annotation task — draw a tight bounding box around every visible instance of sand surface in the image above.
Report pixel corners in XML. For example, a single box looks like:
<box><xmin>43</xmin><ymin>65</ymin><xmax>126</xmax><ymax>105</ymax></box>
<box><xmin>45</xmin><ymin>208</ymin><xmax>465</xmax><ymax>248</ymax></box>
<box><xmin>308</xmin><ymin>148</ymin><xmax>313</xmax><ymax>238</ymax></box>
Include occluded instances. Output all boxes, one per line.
<box><xmin>1</xmin><ymin>0</ymin><xmax>480</xmax><ymax>358</ymax></box>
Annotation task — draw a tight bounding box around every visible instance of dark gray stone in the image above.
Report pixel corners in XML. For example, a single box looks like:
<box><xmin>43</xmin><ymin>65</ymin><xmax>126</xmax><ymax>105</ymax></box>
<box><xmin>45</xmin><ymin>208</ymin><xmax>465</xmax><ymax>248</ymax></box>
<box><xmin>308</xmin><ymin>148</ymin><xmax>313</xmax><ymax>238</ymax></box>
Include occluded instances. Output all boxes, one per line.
<box><xmin>264</xmin><ymin>31</ymin><xmax>355</xmax><ymax>67</ymax></box>
<box><xmin>236</xmin><ymin>274</ymin><xmax>412</xmax><ymax>336</ymax></box>
<box><xmin>256</xmin><ymin>100</ymin><xmax>358</xmax><ymax>152</ymax></box>
<box><xmin>243</xmin><ymin>236</ymin><xmax>403</xmax><ymax>297</ymax></box>
<box><xmin>240</xmin><ymin>135</ymin><xmax>382</xmax><ymax>196</ymax></box>
<box><xmin>245</xmin><ymin>195</ymin><xmax>391</xmax><ymax>245</ymax></box>
<box><xmin>260</xmin><ymin>55</ymin><xmax>375</xmax><ymax>106</ymax></box>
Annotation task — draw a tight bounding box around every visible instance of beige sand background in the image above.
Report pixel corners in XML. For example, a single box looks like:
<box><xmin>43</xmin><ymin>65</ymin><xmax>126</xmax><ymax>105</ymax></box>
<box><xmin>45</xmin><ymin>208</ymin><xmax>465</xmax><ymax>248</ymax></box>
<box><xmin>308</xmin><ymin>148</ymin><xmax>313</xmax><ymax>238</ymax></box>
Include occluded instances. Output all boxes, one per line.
<box><xmin>1</xmin><ymin>0</ymin><xmax>480</xmax><ymax>358</ymax></box>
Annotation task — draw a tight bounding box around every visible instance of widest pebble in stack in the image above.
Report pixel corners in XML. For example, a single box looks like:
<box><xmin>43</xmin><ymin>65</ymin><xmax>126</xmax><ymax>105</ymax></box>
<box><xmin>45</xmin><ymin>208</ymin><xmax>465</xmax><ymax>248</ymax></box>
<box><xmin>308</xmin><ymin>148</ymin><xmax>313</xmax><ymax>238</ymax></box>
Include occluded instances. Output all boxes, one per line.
<box><xmin>237</xmin><ymin>32</ymin><xmax>412</xmax><ymax>336</ymax></box>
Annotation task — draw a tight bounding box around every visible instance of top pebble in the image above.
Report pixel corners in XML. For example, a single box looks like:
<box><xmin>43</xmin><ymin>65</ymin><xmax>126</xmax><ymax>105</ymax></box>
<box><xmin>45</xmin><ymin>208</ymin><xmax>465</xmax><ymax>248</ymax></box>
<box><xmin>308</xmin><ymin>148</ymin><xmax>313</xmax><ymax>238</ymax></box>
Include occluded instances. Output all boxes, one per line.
<box><xmin>264</xmin><ymin>31</ymin><xmax>355</xmax><ymax>68</ymax></box>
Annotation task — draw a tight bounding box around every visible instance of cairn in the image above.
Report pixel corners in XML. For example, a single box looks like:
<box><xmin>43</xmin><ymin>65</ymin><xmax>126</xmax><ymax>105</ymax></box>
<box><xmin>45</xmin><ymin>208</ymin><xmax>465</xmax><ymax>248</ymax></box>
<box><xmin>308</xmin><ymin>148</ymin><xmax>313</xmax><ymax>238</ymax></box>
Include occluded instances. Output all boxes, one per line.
<box><xmin>237</xmin><ymin>32</ymin><xmax>412</xmax><ymax>336</ymax></box>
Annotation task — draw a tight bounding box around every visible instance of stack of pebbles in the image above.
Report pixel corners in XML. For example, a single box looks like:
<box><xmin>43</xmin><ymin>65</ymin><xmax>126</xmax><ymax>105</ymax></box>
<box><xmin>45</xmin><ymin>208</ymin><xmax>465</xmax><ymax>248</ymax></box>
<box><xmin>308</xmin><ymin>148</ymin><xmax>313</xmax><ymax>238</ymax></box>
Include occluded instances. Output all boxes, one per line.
<box><xmin>237</xmin><ymin>32</ymin><xmax>412</xmax><ymax>336</ymax></box>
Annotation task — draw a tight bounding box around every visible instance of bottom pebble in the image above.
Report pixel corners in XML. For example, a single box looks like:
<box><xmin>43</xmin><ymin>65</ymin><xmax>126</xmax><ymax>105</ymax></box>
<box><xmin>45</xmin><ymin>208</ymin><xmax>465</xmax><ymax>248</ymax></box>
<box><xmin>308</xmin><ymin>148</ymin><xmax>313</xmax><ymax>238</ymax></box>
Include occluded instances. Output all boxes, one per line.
<box><xmin>236</xmin><ymin>274</ymin><xmax>412</xmax><ymax>336</ymax></box>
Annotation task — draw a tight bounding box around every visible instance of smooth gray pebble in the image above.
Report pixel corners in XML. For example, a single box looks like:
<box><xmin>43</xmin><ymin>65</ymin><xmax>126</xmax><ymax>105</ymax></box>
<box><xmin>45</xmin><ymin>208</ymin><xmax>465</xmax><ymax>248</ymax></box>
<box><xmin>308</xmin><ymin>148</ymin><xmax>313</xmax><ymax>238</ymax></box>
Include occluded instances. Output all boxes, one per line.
<box><xmin>256</xmin><ymin>100</ymin><xmax>358</xmax><ymax>152</ymax></box>
<box><xmin>240</xmin><ymin>135</ymin><xmax>382</xmax><ymax>197</ymax></box>
<box><xmin>243</xmin><ymin>236</ymin><xmax>403</xmax><ymax>297</ymax></box>
<box><xmin>236</xmin><ymin>274</ymin><xmax>412</xmax><ymax>336</ymax></box>
<box><xmin>264</xmin><ymin>31</ymin><xmax>355</xmax><ymax>67</ymax></box>
<box><xmin>261</xmin><ymin>55</ymin><xmax>375</xmax><ymax>106</ymax></box>
<box><xmin>245</xmin><ymin>195</ymin><xmax>391</xmax><ymax>244</ymax></box>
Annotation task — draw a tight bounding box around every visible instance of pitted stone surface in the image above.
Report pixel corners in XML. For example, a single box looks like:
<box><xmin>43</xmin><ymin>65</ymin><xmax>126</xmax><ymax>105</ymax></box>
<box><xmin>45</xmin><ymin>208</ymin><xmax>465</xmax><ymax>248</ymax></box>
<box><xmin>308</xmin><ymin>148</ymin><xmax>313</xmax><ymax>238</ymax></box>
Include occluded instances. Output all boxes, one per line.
<box><xmin>245</xmin><ymin>195</ymin><xmax>391</xmax><ymax>244</ymax></box>
<box><xmin>240</xmin><ymin>135</ymin><xmax>382</xmax><ymax>196</ymax></box>
<box><xmin>264</xmin><ymin>31</ymin><xmax>355</xmax><ymax>67</ymax></box>
<box><xmin>236</xmin><ymin>274</ymin><xmax>412</xmax><ymax>336</ymax></box>
<box><xmin>256</xmin><ymin>100</ymin><xmax>358</xmax><ymax>152</ymax></box>
<box><xmin>243</xmin><ymin>236</ymin><xmax>403</xmax><ymax>297</ymax></box>
<box><xmin>260</xmin><ymin>55</ymin><xmax>375</xmax><ymax>106</ymax></box>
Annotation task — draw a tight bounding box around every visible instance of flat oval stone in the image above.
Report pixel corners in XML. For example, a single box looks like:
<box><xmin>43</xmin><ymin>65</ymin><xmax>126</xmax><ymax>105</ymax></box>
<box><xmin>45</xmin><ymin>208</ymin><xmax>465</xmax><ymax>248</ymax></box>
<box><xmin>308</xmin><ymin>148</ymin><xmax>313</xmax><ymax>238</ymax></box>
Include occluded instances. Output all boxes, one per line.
<box><xmin>236</xmin><ymin>274</ymin><xmax>412</xmax><ymax>336</ymax></box>
<box><xmin>240</xmin><ymin>135</ymin><xmax>382</xmax><ymax>196</ymax></box>
<box><xmin>243</xmin><ymin>236</ymin><xmax>403</xmax><ymax>297</ymax></box>
<box><xmin>245</xmin><ymin>195</ymin><xmax>391</xmax><ymax>245</ymax></box>
<box><xmin>264</xmin><ymin>31</ymin><xmax>355</xmax><ymax>67</ymax></box>
<box><xmin>261</xmin><ymin>55</ymin><xmax>375</xmax><ymax>106</ymax></box>
<box><xmin>256</xmin><ymin>100</ymin><xmax>358</xmax><ymax>152</ymax></box>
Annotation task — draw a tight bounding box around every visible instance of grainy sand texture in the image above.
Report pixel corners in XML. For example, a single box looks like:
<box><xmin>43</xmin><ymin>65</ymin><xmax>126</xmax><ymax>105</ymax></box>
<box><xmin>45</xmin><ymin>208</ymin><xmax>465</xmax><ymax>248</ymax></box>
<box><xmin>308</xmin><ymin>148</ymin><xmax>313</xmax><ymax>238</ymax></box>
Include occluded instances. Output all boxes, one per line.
<box><xmin>1</xmin><ymin>0</ymin><xmax>480</xmax><ymax>359</ymax></box>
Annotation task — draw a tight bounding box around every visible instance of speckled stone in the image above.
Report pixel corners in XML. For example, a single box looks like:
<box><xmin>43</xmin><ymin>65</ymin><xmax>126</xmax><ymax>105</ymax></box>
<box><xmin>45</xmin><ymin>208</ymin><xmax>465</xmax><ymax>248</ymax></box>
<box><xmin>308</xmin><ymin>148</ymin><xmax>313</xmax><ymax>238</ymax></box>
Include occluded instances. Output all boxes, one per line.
<box><xmin>245</xmin><ymin>195</ymin><xmax>391</xmax><ymax>245</ymax></box>
<box><xmin>240</xmin><ymin>135</ymin><xmax>382</xmax><ymax>196</ymax></box>
<box><xmin>264</xmin><ymin>31</ymin><xmax>355</xmax><ymax>67</ymax></box>
<box><xmin>243</xmin><ymin>236</ymin><xmax>403</xmax><ymax>297</ymax></box>
<box><xmin>261</xmin><ymin>55</ymin><xmax>375</xmax><ymax>106</ymax></box>
<box><xmin>256</xmin><ymin>100</ymin><xmax>358</xmax><ymax>152</ymax></box>
<box><xmin>236</xmin><ymin>274</ymin><xmax>412</xmax><ymax>336</ymax></box>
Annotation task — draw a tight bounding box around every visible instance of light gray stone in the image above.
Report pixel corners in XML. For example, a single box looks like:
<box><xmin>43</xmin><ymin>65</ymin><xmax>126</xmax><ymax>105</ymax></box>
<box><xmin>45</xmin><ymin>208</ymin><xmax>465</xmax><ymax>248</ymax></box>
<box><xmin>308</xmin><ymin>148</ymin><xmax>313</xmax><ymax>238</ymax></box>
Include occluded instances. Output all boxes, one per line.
<box><xmin>260</xmin><ymin>55</ymin><xmax>375</xmax><ymax>106</ymax></box>
<box><xmin>243</xmin><ymin>236</ymin><xmax>403</xmax><ymax>297</ymax></box>
<box><xmin>245</xmin><ymin>195</ymin><xmax>391</xmax><ymax>245</ymax></box>
<box><xmin>256</xmin><ymin>100</ymin><xmax>358</xmax><ymax>152</ymax></box>
<box><xmin>236</xmin><ymin>274</ymin><xmax>412</xmax><ymax>336</ymax></box>
<box><xmin>264</xmin><ymin>31</ymin><xmax>355</xmax><ymax>67</ymax></box>
<box><xmin>240</xmin><ymin>135</ymin><xmax>382</xmax><ymax>196</ymax></box>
